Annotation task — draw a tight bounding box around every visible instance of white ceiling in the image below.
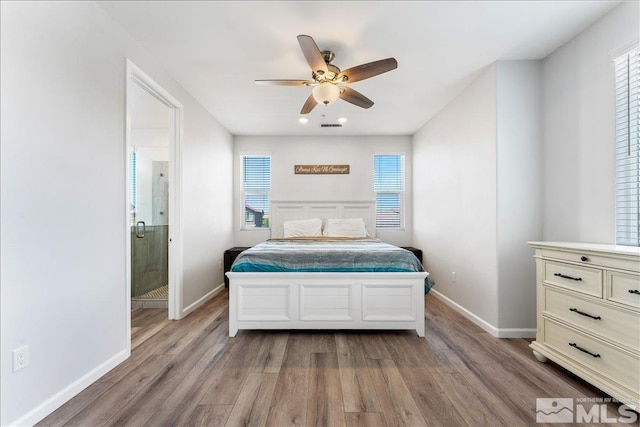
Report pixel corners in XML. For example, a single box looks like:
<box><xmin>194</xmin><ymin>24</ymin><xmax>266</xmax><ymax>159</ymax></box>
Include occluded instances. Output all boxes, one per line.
<box><xmin>100</xmin><ymin>1</ymin><xmax>620</xmax><ymax>136</ymax></box>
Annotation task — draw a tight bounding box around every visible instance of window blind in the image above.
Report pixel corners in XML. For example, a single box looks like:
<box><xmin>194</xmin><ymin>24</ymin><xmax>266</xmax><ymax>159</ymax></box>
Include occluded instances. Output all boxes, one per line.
<box><xmin>615</xmin><ymin>48</ymin><xmax>640</xmax><ymax>246</ymax></box>
<box><xmin>374</xmin><ymin>154</ymin><xmax>405</xmax><ymax>229</ymax></box>
<box><xmin>241</xmin><ymin>155</ymin><xmax>271</xmax><ymax>229</ymax></box>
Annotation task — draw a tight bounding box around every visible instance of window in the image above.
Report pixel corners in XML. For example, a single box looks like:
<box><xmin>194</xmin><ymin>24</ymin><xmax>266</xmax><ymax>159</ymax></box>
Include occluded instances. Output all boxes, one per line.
<box><xmin>615</xmin><ymin>47</ymin><xmax>640</xmax><ymax>246</ymax></box>
<box><xmin>374</xmin><ymin>154</ymin><xmax>405</xmax><ymax>229</ymax></box>
<box><xmin>241</xmin><ymin>155</ymin><xmax>271</xmax><ymax>229</ymax></box>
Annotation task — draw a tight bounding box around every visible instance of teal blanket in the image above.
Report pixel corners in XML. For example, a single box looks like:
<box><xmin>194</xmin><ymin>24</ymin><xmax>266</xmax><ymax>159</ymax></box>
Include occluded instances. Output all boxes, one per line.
<box><xmin>231</xmin><ymin>238</ymin><xmax>434</xmax><ymax>293</ymax></box>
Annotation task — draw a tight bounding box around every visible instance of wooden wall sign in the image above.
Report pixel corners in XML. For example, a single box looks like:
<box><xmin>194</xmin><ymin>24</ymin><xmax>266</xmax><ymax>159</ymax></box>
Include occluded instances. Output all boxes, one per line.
<box><xmin>294</xmin><ymin>164</ymin><xmax>350</xmax><ymax>175</ymax></box>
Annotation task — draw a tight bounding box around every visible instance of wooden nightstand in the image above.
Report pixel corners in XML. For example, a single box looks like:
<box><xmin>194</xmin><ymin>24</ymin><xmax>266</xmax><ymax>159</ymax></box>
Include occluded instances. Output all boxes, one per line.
<box><xmin>223</xmin><ymin>247</ymin><xmax>250</xmax><ymax>288</ymax></box>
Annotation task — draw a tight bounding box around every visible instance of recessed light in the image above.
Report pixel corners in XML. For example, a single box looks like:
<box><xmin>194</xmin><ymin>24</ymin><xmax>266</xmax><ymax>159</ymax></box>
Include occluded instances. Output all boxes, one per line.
<box><xmin>299</xmin><ymin>117</ymin><xmax>309</xmax><ymax>124</ymax></box>
<box><xmin>337</xmin><ymin>117</ymin><xmax>347</xmax><ymax>123</ymax></box>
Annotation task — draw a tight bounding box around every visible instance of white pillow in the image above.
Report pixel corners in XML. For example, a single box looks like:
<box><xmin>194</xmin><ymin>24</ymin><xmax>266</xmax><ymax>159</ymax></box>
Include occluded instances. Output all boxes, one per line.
<box><xmin>323</xmin><ymin>218</ymin><xmax>368</xmax><ymax>237</ymax></box>
<box><xmin>283</xmin><ymin>218</ymin><xmax>323</xmax><ymax>238</ymax></box>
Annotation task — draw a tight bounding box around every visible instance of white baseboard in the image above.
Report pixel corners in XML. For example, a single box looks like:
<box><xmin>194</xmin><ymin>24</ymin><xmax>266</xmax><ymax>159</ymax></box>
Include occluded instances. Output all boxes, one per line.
<box><xmin>429</xmin><ymin>290</ymin><xmax>535</xmax><ymax>339</ymax></box>
<box><xmin>496</xmin><ymin>327</ymin><xmax>536</xmax><ymax>339</ymax></box>
<box><xmin>181</xmin><ymin>283</ymin><xmax>225</xmax><ymax>318</ymax></box>
<box><xmin>10</xmin><ymin>349</ymin><xmax>129</xmax><ymax>427</ymax></box>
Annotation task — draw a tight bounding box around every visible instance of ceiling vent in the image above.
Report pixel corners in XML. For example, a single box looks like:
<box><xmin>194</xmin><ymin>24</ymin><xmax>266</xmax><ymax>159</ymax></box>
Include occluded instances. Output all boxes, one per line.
<box><xmin>320</xmin><ymin>123</ymin><xmax>343</xmax><ymax>128</ymax></box>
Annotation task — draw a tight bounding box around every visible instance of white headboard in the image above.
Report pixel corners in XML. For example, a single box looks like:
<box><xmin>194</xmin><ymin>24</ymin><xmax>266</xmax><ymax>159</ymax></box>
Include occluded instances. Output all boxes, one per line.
<box><xmin>271</xmin><ymin>201</ymin><xmax>376</xmax><ymax>238</ymax></box>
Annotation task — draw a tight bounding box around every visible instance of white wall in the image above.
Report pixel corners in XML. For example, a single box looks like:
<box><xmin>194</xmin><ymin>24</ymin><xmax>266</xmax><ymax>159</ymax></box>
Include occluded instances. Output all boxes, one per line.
<box><xmin>542</xmin><ymin>1</ymin><xmax>639</xmax><ymax>243</ymax></box>
<box><xmin>496</xmin><ymin>61</ymin><xmax>542</xmax><ymax>330</ymax></box>
<box><xmin>413</xmin><ymin>61</ymin><xmax>543</xmax><ymax>334</ymax></box>
<box><xmin>132</xmin><ymin>129</ymin><xmax>169</xmax><ymax>148</ymax></box>
<box><xmin>413</xmin><ymin>65</ymin><xmax>500</xmax><ymax>327</ymax></box>
<box><xmin>181</xmin><ymin>101</ymin><xmax>233</xmax><ymax>308</ymax></box>
<box><xmin>0</xmin><ymin>2</ymin><xmax>233</xmax><ymax>425</ymax></box>
<box><xmin>233</xmin><ymin>135</ymin><xmax>413</xmax><ymax>247</ymax></box>
<box><xmin>412</xmin><ymin>0</ymin><xmax>640</xmax><ymax>333</ymax></box>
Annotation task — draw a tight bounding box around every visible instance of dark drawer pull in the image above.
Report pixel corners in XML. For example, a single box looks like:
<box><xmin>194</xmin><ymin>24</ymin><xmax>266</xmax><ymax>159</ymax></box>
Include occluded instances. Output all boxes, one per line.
<box><xmin>554</xmin><ymin>273</ymin><xmax>582</xmax><ymax>281</ymax></box>
<box><xmin>629</xmin><ymin>290</ymin><xmax>640</xmax><ymax>295</ymax></box>
<box><xmin>569</xmin><ymin>342</ymin><xmax>600</xmax><ymax>358</ymax></box>
<box><xmin>569</xmin><ymin>308</ymin><xmax>601</xmax><ymax>320</ymax></box>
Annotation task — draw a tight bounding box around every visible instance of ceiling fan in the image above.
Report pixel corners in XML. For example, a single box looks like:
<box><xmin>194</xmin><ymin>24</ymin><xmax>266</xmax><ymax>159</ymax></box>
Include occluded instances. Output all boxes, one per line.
<box><xmin>255</xmin><ymin>35</ymin><xmax>398</xmax><ymax>114</ymax></box>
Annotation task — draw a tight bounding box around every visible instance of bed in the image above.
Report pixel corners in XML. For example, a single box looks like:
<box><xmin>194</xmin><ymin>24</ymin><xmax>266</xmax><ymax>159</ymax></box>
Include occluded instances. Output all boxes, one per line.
<box><xmin>226</xmin><ymin>201</ymin><xmax>431</xmax><ymax>337</ymax></box>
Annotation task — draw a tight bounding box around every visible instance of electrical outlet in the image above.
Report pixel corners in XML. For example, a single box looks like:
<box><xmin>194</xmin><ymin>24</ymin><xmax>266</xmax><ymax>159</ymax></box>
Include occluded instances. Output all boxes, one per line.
<box><xmin>451</xmin><ymin>272</ymin><xmax>456</xmax><ymax>283</ymax></box>
<box><xmin>13</xmin><ymin>346</ymin><xmax>29</xmax><ymax>372</ymax></box>
<box><xmin>218</xmin><ymin>260</ymin><xmax>222</xmax><ymax>271</ymax></box>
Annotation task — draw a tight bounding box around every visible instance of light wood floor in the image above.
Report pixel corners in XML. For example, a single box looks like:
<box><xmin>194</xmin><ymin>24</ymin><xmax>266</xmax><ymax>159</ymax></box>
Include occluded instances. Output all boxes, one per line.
<box><xmin>38</xmin><ymin>291</ymin><xmax>632</xmax><ymax>427</ymax></box>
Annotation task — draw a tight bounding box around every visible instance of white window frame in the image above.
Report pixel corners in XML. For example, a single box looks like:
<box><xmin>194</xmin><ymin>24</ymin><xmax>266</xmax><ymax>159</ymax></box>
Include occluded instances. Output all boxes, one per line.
<box><xmin>240</xmin><ymin>153</ymin><xmax>271</xmax><ymax>231</ymax></box>
<box><xmin>614</xmin><ymin>46</ymin><xmax>639</xmax><ymax>247</ymax></box>
<box><xmin>374</xmin><ymin>153</ymin><xmax>406</xmax><ymax>230</ymax></box>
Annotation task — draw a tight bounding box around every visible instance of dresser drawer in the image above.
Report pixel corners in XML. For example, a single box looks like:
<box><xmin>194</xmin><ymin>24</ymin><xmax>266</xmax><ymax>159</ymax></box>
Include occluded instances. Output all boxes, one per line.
<box><xmin>541</xmin><ymin>248</ymin><xmax>640</xmax><ymax>273</ymax></box>
<box><xmin>544</xmin><ymin>287</ymin><xmax>640</xmax><ymax>351</ymax></box>
<box><xmin>543</xmin><ymin>319</ymin><xmax>640</xmax><ymax>395</ymax></box>
<box><xmin>544</xmin><ymin>261</ymin><xmax>602</xmax><ymax>297</ymax></box>
<box><xmin>608</xmin><ymin>272</ymin><xmax>640</xmax><ymax>310</ymax></box>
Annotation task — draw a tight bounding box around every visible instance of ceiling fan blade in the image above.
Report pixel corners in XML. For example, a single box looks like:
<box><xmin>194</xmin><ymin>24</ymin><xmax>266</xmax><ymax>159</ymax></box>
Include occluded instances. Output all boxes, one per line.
<box><xmin>339</xmin><ymin>87</ymin><xmax>374</xmax><ymax>109</ymax></box>
<box><xmin>297</xmin><ymin>35</ymin><xmax>328</xmax><ymax>75</ymax></box>
<box><xmin>340</xmin><ymin>58</ymin><xmax>398</xmax><ymax>83</ymax></box>
<box><xmin>255</xmin><ymin>79</ymin><xmax>311</xmax><ymax>86</ymax></box>
<box><xmin>300</xmin><ymin>94</ymin><xmax>318</xmax><ymax>114</ymax></box>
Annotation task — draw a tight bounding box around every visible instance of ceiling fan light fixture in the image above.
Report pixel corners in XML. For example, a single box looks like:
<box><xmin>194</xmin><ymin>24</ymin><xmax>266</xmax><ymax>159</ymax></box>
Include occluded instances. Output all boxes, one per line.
<box><xmin>257</xmin><ymin>35</ymin><xmax>397</xmax><ymax>114</ymax></box>
<box><xmin>312</xmin><ymin>82</ymin><xmax>340</xmax><ymax>105</ymax></box>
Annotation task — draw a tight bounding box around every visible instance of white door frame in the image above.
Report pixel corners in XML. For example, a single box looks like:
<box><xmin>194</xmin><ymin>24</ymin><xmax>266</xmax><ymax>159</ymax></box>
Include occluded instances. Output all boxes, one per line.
<box><xmin>125</xmin><ymin>59</ymin><xmax>184</xmax><ymax>340</ymax></box>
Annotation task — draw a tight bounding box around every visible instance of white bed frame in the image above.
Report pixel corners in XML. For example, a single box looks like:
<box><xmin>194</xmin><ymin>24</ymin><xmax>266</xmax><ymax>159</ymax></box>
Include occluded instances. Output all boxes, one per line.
<box><xmin>226</xmin><ymin>201</ymin><xmax>427</xmax><ymax>337</ymax></box>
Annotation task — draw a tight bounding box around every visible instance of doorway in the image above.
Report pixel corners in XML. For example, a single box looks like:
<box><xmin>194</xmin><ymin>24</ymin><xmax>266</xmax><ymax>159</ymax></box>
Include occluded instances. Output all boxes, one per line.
<box><xmin>129</xmin><ymin>114</ymin><xmax>169</xmax><ymax>308</ymax></box>
<box><xmin>126</xmin><ymin>60</ymin><xmax>184</xmax><ymax>346</ymax></box>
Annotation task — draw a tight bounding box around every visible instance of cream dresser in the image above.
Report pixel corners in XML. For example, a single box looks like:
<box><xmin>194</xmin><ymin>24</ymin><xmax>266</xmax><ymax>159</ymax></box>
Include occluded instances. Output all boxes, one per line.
<box><xmin>528</xmin><ymin>242</ymin><xmax>640</xmax><ymax>411</ymax></box>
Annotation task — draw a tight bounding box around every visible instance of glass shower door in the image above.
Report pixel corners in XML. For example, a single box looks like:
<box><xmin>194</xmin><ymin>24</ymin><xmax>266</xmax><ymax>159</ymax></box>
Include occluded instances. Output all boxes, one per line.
<box><xmin>130</xmin><ymin>147</ymin><xmax>169</xmax><ymax>300</ymax></box>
